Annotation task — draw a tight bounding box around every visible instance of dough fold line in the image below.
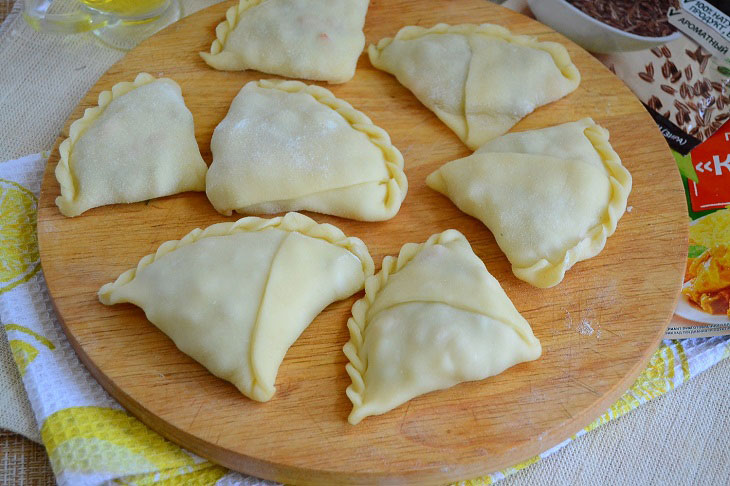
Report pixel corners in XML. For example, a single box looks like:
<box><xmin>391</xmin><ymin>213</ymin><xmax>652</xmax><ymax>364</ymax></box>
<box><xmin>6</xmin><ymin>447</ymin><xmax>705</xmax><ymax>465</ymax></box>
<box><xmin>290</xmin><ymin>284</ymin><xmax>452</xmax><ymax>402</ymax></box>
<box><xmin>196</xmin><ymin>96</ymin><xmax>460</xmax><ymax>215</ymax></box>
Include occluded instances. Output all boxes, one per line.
<box><xmin>98</xmin><ymin>212</ymin><xmax>375</xmax><ymax>303</ymax></box>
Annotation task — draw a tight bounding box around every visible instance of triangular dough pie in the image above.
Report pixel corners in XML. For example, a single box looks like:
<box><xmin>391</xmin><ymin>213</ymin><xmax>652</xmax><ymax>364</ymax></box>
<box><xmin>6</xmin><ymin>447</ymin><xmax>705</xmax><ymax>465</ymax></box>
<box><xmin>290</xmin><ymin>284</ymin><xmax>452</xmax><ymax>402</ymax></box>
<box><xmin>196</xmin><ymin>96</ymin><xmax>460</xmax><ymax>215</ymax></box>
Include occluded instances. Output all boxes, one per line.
<box><xmin>99</xmin><ymin>212</ymin><xmax>374</xmax><ymax>402</ymax></box>
<box><xmin>206</xmin><ymin>79</ymin><xmax>407</xmax><ymax>221</ymax></box>
<box><xmin>426</xmin><ymin>118</ymin><xmax>632</xmax><ymax>288</ymax></box>
<box><xmin>200</xmin><ymin>0</ymin><xmax>368</xmax><ymax>83</ymax></box>
<box><xmin>55</xmin><ymin>73</ymin><xmax>207</xmax><ymax>217</ymax></box>
<box><xmin>368</xmin><ymin>24</ymin><xmax>581</xmax><ymax>150</ymax></box>
<box><xmin>344</xmin><ymin>230</ymin><xmax>541</xmax><ymax>425</ymax></box>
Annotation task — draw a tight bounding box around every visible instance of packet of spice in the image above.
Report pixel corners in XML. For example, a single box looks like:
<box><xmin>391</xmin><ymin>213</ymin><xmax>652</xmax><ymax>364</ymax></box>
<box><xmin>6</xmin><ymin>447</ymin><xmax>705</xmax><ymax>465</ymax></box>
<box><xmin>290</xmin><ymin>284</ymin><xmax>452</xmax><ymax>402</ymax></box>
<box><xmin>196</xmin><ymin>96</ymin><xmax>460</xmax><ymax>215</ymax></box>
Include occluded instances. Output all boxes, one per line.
<box><xmin>507</xmin><ymin>0</ymin><xmax>730</xmax><ymax>153</ymax></box>
<box><xmin>665</xmin><ymin>120</ymin><xmax>730</xmax><ymax>338</ymax></box>
<box><xmin>582</xmin><ymin>1</ymin><xmax>730</xmax><ymax>336</ymax></box>
<box><xmin>593</xmin><ymin>0</ymin><xmax>730</xmax><ymax>154</ymax></box>
<box><xmin>597</xmin><ymin>36</ymin><xmax>730</xmax><ymax>153</ymax></box>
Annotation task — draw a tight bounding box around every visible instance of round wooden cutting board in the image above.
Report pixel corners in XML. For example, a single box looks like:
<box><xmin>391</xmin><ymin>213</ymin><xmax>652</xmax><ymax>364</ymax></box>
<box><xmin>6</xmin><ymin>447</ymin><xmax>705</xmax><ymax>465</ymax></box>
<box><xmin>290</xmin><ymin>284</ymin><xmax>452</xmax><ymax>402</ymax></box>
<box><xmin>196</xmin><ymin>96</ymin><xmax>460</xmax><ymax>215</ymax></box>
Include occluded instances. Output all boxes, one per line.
<box><xmin>37</xmin><ymin>0</ymin><xmax>689</xmax><ymax>484</ymax></box>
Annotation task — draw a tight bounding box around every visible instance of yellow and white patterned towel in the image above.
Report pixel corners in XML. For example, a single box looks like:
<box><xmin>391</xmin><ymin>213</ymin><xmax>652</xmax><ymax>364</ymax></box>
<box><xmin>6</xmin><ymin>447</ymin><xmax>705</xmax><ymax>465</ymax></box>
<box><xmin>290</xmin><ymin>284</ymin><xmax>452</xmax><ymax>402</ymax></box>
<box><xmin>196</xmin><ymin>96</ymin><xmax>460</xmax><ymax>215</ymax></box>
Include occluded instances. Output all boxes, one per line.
<box><xmin>1</xmin><ymin>153</ymin><xmax>729</xmax><ymax>486</ymax></box>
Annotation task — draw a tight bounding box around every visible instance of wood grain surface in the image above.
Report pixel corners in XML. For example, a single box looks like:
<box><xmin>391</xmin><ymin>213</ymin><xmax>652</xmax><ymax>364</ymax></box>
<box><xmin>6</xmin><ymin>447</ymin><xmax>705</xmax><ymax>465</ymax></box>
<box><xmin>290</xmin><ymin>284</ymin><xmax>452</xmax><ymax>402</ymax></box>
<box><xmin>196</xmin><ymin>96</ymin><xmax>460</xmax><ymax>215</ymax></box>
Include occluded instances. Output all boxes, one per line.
<box><xmin>37</xmin><ymin>0</ymin><xmax>688</xmax><ymax>484</ymax></box>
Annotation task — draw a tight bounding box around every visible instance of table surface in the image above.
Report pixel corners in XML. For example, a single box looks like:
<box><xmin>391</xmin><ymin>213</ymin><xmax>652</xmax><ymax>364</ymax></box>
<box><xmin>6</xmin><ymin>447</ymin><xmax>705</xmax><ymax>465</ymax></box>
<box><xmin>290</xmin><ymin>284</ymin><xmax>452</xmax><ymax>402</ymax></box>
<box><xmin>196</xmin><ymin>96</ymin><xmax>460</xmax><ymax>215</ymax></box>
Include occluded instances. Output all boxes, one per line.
<box><xmin>0</xmin><ymin>0</ymin><xmax>57</xmax><ymax>478</ymax></box>
<box><xmin>1</xmin><ymin>0</ymin><xmax>52</xmax><ymax>465</ymax></box>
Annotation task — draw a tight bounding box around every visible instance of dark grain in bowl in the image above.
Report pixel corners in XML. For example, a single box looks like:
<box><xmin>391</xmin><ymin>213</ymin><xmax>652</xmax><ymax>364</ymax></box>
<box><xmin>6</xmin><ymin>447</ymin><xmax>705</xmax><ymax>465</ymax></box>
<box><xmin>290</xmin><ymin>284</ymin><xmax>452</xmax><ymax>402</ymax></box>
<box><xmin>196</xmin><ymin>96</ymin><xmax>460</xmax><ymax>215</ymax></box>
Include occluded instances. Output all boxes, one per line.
<box><xmin>565</xmin><ymin>0</ymin><xmax>678</xmax><ymax>38</ymax></box>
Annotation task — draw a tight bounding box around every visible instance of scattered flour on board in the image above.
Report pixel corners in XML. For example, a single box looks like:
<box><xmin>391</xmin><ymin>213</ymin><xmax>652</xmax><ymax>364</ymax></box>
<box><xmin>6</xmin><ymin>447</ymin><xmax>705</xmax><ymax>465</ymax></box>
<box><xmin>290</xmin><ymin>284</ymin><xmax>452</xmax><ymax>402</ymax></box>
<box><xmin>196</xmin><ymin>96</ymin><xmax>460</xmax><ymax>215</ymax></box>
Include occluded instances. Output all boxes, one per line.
<box><xmin>578</xmin><ymin>319</ymin><xmax>594</xmax><ymax>336</ymax></box>
<box><xmin>565</xmin><ymin>309</ymin><xmax>602</xmax><ymax>338</ymax></box>
<box><xmin>626</xmin><ymin>205</ymin><xmax>633</xmax><ymax>213</ymax></box>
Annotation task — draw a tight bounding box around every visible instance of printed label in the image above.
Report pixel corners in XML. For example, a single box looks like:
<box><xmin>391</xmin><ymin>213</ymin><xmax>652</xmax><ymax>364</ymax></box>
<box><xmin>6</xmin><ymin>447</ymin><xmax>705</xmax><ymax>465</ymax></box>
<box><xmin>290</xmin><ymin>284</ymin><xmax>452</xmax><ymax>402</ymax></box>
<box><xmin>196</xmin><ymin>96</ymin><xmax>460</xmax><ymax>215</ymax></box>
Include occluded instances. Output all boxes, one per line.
<box><xmin>668</xmin><ymin>1</ymin><xmax>730</xmax><ymax>59</ymax></box>
<box><xmin>683</xmin><ymin>0</ymin><xmax>730</xmax><ymax>42</ymax></box>
<box><xmin>687</xmin><ymin>120</ymin><xmax>730</xmax><ymax>211</ymax></box>
<box><xmin>669</xmin><ymin>118</ymin><xmax>730</xmax><ymax>337</ymax></box>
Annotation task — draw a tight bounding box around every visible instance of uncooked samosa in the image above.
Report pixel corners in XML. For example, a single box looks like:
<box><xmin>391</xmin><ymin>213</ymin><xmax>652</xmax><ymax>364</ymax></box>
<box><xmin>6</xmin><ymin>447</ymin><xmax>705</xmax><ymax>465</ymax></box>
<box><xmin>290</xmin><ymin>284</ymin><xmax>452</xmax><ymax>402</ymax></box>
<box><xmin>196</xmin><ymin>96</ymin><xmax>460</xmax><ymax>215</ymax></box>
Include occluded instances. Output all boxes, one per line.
<box><xmin>206</xmin><ymin>79</ymin><xmax>407</xmax><ymax>221</ymax></box>
<box><xmin>100</xmin><ymin>212</ymin><xmax>374</xmax><ymax>402</ymax></box>
<box><xmin>344</xmin><ymin>230</ymin><xmax>541</xmax><ymax>424</ymax></box>
<box><xmin>200</xmin><ymin>0</ymin><xmax>368</xmax><ymax>83</ymax></box>
<box><xmin>427</xmin><ymin>118</ymin><xmax>632</xmax><ymax>288</ymax></box>
<box><xmin>55</xmin><ymin>73</ymin><xmax>207</xmax><ymax>217</ymax></box>
<box><xmin>369</xmin><ymin>23</ymin><xmax>580</xmax><ymax>149</ymax></box>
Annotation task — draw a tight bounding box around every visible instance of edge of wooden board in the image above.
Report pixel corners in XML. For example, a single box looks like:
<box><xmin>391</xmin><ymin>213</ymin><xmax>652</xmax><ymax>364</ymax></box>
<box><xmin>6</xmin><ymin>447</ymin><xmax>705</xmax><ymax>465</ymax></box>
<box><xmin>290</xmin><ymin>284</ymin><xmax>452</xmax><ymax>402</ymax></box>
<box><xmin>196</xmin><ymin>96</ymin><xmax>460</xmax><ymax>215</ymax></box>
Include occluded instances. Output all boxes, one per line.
<box><xmin>37</xmin><ymin>0</ymin><xmax>690</xmax><ymax>484</ymax></box>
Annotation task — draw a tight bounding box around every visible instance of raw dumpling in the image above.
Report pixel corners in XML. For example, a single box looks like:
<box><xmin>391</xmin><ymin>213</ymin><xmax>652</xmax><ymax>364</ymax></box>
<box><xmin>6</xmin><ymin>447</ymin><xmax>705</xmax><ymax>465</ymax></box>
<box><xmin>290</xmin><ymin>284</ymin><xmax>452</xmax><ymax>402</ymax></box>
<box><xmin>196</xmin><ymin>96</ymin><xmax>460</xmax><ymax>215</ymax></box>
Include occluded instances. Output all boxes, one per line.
<box><xmin>426</xmin><ymin>118</ymin><xmax>632</xmax><ymax>288</ymax></box>
<box><xmin>344</xmin><ymin>230</ymin><xmax>541</xmax><ymax>425</ymax></box>
<box><xmin>368</xmin><ymin>24</ymin><xmax>581</xmax><ymax>150</ymax></box>
<box><xmin>206</xmin><ymin>79</ymin><xmax>407</xmax><ymax>221</ymax></box>
<box><xmin>99</xmin><ymin>212</ymin><xmax>374</xmax><ymax>402</ymax></box>
<box><xmin>55</xmin><ymin>73</ymin><xmax>207</xmax><ymax>217</ymax></box>
<box><xmin>200</xmin><ymin>0</ymin><xmax>368</xmax><ymax>84</ymax></box>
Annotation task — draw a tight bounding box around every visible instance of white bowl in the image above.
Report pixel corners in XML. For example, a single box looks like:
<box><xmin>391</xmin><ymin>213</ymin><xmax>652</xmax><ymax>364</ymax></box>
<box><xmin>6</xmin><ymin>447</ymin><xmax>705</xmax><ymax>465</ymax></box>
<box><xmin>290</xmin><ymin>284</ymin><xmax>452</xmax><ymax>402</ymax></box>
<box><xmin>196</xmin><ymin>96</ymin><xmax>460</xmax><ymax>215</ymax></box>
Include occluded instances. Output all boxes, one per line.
<box><xmin>527</xmin><ymin>0</ymin><xmax>681</xmax><ymax>53</ymax></box>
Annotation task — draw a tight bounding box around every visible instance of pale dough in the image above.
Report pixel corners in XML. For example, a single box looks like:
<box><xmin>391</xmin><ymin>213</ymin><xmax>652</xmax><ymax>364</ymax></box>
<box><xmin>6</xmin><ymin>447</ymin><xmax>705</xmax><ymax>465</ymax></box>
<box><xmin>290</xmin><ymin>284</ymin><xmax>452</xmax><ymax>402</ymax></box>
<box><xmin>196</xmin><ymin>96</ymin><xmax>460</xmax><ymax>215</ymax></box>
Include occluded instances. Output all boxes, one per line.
<box><xmin>200</xmin><ymin>0</ymin><xmax>368</xmax><ymax>84</ymax></box>
<box><xmin>426</xmin><ymin>118</ymin><xmax>632</xmax><ymax>288</ymax></box>
<box><xmin>99</xmin><ymin>212</ymin><xmax>374</xmax><ymax>402</ymax></box>
<box><xmin>344</xmin><ymin>230</ymin><xmax>541</xmax><ymax>425</ymax></box>
<box><xmin>368</xmin><ymin>24</ymin><xmax>581</xmax><ymax>149</ymax></box>
<box><xmin>55</xmin><ymin>73</ymin><xmax>207</xmax><ymax>217</ymax></box>
<box><xmin>206</xmin><ymin>79</ymin><xmax>407</xmax><ymax>221</ymax></box>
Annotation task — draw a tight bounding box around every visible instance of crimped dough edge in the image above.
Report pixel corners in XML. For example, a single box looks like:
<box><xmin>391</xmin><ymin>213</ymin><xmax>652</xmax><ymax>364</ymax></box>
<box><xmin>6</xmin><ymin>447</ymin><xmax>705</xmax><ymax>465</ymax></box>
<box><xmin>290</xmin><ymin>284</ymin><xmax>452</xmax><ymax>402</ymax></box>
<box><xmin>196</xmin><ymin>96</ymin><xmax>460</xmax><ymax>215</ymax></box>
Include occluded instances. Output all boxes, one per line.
<box><xmin>343</xmin><ymin>229</ymin><xmax>465</xmax><ymax>425</ymax></box>
<box><xmin>99</xmin><ymin>212</ymin><xmax>373</xmax><ymax>402</ymax></box>
<box><xmin>368</xmin><ymin>22</ymin><xmax>581</xmax><ymax>88</ymax></box>
<box><xmin>54</xmin><ymin>72</ymin><xmax>179</xmax><ymax>217</ymax></box>
<box><xmin>222</xmin><ymin>79</ymin><xmax>408</xmax><ymax>220</ymax></box>
<box><xmin>199</xmin><ymin>0</ymin><xmax>363</xmax><ymax>82</ymax></box>
<box><xmin>512</xmin><ymin>121</ymin><xmax>632</xmax><ymax>288</ymax></box>
<box><xmin>199</xmin><ymin>0</ymin><xmax>265</xmax><ymax>61</ymax></box>
<box><xmin>98</xmin><ymin>211</ymin><xmax>374</xmax><ymax>304</ymax></box>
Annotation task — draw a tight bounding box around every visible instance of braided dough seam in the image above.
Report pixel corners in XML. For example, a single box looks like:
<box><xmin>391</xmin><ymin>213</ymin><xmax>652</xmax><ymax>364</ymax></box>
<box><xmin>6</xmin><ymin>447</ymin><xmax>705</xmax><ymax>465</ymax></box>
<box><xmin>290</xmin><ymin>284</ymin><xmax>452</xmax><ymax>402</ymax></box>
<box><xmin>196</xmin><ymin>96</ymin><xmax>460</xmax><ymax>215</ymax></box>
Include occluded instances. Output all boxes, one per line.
<box><xmin>343</xmin><ymin>229</ymin><xmax>465</xmax><ymax>424</ymax></box>
<box><xmin>201</xmin><ymin>0</ymin><xmax>266</xmax><ymax>58</ymax></box>
<box><xmin>99</xmin><ymin>212</ymin><xmax>374</xmax><ymax>303</ymax></box>
<box><xmin>228</xmin><ymin>79</ymin><xmax>408</xmax><ymax>217</ymax></box>
<box><xmin>55</xmin><ymin>72</ymin><xmax>173</xmax><ymax>217</ymax></box>
<box><xmin>368</xmin><ymin>23</ymin><xmax>580</xmax><ymax>84</ymax></box>
<box><xmin>512</xmin><ymin>123</ymin><xmax>632</xmax><ymax>287</ymax></box>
